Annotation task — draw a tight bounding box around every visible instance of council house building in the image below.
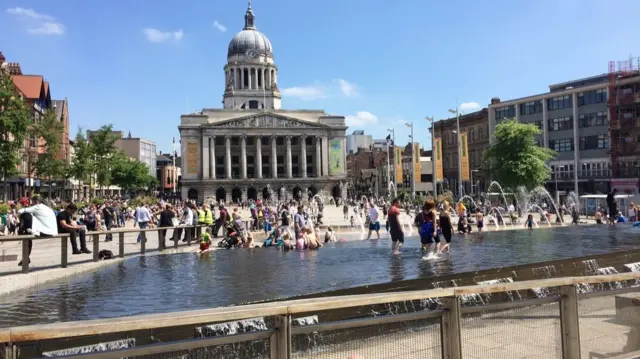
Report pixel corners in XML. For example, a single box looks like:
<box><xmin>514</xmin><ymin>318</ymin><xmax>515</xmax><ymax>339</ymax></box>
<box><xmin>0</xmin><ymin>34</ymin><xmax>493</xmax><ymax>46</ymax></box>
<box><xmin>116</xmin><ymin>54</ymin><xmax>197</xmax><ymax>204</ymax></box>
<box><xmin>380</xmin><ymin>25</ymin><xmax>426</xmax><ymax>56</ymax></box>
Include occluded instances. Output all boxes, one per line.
<box><xmin>179</xmin><ymin>3</ymin><xmax>348</xmax><ymax>203</ymax></box>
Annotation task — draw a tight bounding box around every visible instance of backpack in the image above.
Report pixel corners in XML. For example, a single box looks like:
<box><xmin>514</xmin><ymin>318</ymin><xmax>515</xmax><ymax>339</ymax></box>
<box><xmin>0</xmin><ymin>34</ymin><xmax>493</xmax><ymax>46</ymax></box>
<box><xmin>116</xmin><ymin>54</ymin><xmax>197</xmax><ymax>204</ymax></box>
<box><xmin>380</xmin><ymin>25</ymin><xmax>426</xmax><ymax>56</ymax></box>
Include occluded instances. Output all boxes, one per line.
<box><xmin>98</xmin><ymin>250</ymin><xmax>114</xmax><ymax>260</ymax></box>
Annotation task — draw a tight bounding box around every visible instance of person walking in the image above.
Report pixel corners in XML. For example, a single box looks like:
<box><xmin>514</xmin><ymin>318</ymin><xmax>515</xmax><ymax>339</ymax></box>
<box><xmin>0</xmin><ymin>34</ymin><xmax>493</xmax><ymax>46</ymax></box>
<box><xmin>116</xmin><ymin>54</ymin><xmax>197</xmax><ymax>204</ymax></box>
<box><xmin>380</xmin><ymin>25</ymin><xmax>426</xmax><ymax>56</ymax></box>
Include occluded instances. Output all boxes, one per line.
<box><xmin>366</xmin><ymin>201</ymin><xmax>381</xmax><ymax>240</ymax></box>
<box><xmin>606</xmin><ymin>188</ymin><xmax>618</xmax><ymax>225</ymax></box>
<box><xmin>387</xmin><ymin>198</ymin><xmax>404</xmax><ymax>255</ymax></box>
<box><xmin>134</xmin><ymin>202</ymin><xmax>152</xmax><ymax>243</ymax></box>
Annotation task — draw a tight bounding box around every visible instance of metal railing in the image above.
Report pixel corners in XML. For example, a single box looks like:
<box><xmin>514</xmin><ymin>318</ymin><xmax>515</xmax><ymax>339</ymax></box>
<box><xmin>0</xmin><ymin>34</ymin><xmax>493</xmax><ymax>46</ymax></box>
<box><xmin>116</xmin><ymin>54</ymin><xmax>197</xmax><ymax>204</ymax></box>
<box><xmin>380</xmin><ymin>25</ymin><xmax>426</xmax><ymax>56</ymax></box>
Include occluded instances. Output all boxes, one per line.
<box><xmin>1</xmin><ymin>273</ymin><xmax>639</xmax><ymax>358</ymax></box>
<box><xmin>0</xmin><ymin>225</ymin><xmax>209</xmax><ymax>274</ymax></box>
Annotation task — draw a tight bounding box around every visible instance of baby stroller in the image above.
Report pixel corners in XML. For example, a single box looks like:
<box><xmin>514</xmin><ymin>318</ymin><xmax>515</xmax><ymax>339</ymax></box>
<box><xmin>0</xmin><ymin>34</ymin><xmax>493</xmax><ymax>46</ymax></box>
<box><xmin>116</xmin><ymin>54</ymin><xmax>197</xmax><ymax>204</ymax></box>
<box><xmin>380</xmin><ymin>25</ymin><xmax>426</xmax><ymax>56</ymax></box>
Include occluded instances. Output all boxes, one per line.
<box><xmin>217</xmin><ymin>222</ymin><xmax>243</xmax><ymax>249</ymax></box>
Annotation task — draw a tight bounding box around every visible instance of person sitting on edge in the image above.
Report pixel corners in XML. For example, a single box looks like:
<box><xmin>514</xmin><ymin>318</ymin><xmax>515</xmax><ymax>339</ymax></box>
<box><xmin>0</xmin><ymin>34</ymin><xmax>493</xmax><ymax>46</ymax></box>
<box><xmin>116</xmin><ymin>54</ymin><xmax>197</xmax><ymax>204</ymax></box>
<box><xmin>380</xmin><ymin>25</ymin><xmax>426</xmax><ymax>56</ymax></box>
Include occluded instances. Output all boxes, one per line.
<box><xmin>17</xmin><ymin>195</ymin><xmax>59</xmax><ymax>266</ymax></box>
<box><xmin>57</xmin><ymin>203</ymin><xmax>92</xmax><ymax>255</ymax></box>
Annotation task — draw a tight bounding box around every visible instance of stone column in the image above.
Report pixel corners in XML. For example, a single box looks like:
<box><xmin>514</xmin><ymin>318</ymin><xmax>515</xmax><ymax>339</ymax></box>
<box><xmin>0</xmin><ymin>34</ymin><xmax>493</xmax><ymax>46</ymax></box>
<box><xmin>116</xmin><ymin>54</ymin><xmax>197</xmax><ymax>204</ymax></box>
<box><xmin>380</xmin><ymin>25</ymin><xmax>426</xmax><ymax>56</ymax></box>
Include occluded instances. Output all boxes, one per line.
<box><xmin>271</xmin><ymin>135</ymin><xmax>278</xmax><ymax>179</ymax></box>
<box><xmin>301</xmin><ymin>135</ymin><xmax>307</xmax><ymax>178</ymax></box>
<box><xmin>256</xmin><ymin>136</ymin><xmax>262</xmax><ymax>179</ymax></box>
<box><xmin>225</xmin><ymin>135</ymin><xmax>232</xmax><ymax>179</ymax></box>
<box><xmin>515</xmin><ymin>103</ymin><xmax>520</xmax><ymax>123</ymax></box>
<box><xmin>210</xmin><ymin>136</ymin><xmax>216</xmax><ymax>179</ymax></box>
<box><xmin>241</xmin><ymin>135</ymin><xmax>247</xmax><ymax>179</ymax></box>
<box><xmin>265</xmin><ymin>67</ymin><xmax>270</xmax><ymax>89</ymax></box>
<box><xmin>286</xmin><ymin>136</ymin><xmax>293</xmax><ymax>178</ymax></box>
<box><xmin>202</xmin><ymin>135</ymin><xmax>210</xmax><ymax>179</ymax></box>
<box><xmin>315</xmin><ymin>136</ymin><xmax>322</xmax><ymax>177</ymax></box>
<box><xmin>240</xmin><ymin>68</ymin><xmax>244</xmax><ymax>90</ymax></box>
<box><xmin>248</xmin><ymin>68</ymin><xmax>252</xmax><ymax>90</ymax></box>
<box><xmin>322</xmin><ymin>136</ymin><xmax>329</xmax><ymax>177</ymax></box>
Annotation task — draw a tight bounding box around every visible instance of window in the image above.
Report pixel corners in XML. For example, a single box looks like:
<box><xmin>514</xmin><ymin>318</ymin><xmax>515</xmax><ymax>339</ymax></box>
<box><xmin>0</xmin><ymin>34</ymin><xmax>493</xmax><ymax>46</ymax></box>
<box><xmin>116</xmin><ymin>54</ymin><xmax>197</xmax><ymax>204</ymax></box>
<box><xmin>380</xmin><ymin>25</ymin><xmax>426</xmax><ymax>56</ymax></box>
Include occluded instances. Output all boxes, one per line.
<box><xmin>548</xmin><ymin>116</ymin><xmax>573</xmax><ymax>131</ymax></box>
<box><xmin>549</xmin><ymin>138</ymin><xmax>573</xmax><ymax>152</ymax></box>
<box><xmin>495</xmin><ymin>106</ymin><xmax>515</xmax><ymax>120</ymax></box>
<box><xmin>578</xmin><ymin>112</ymin><xmax>607</xmax><ymax>128</ymax></box>
<box><xmin>578</xmin><ymin>89</ymin><xmax>607</xmax><ymax>106</ymax></box>
<box><xmin>29</xmin><ymin>135</ymin><xmax>37</xmax><ymax>148</ymax></box>
<box><xmin>579</xmin><ymin>135</ymin><xmax>609</xmax><ymax>150</ymax></box>
<box><xmin>520</xmin><ymin>101</ymin><xmax>542</xmax><ymax>115</ymax></box>
<box><xmin>527</xmin><ymin>120</ymin><xmax>542</xmax><ymax>130</ymax></box>
<box><xmin>547</xmin><ymin>95</ymin><xmax>572</xmax><ymax>110</ymax></box>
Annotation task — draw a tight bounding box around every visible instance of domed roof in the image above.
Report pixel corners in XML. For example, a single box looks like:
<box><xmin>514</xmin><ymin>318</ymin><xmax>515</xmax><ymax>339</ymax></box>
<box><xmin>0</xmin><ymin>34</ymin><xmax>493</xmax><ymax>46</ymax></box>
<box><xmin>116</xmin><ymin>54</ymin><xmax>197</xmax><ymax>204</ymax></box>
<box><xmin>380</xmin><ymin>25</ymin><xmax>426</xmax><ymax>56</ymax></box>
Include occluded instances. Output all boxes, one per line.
<box><xmin>227</xmin><ymin>2</ymin><xmax>273</xmax><ymax>59</ymax></box>
<box><xmin>228</xmin><ymin>29</ymin><xmax>272</xmax><ymax>58</ymax></box>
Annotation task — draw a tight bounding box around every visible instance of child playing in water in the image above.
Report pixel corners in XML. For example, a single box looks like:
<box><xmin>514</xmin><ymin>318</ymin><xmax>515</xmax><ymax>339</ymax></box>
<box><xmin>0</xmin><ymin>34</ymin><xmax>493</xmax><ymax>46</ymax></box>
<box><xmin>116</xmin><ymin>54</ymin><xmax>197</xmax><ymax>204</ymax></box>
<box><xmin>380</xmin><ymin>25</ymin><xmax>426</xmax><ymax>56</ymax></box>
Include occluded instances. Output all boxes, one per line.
<box><xmin>199</xmin><ymin>227</ymin><xmax>213</xmax><ymax>253</ymax></box>
<box><xmin>476</xmin><ymin>209</ymin><xmax>484</xmax><ymax>233</ymax></box>
<box><xmin>525</xmin><ymin>214</ymin><xmax>534</xmax><ymax>230</ymax></box>
<box><xmin>324</xmin><ymin>227</ymin><xmax>337</xmax><ymax>243</ymax></box>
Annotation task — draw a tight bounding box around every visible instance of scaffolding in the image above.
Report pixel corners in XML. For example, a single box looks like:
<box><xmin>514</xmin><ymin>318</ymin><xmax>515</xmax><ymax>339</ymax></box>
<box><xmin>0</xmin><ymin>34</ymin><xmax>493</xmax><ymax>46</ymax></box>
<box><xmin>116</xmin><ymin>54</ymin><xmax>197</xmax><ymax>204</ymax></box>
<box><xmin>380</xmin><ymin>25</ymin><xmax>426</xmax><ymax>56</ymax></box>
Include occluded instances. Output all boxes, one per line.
<box><xmin>607</xmin><ymin>56</ymin><xmax>640</xmax><ymax>179</ymax></box>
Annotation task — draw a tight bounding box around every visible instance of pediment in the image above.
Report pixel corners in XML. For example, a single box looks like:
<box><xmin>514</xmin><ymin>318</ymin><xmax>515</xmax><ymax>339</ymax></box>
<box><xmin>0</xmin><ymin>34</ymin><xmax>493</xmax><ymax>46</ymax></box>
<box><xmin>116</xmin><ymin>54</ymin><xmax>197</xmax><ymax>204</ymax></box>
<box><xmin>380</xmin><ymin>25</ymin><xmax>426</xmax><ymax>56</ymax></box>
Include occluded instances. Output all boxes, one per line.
<box><xmin>210</xmin><ymin>113</ymin><xmax>327</xmax><ymax>129</ymax></box>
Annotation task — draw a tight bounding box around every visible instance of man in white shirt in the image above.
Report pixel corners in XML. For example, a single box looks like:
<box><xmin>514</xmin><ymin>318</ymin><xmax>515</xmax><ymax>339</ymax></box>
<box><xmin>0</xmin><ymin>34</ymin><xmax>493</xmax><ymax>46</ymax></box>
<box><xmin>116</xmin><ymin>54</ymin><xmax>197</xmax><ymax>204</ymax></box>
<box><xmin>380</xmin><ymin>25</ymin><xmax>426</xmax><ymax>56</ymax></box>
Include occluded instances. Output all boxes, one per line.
<box><xmin>134</xmin><ymin>204</ymin><xmax>152</xmax><ymax>243</ymax></box>
<box><xmin>366</xmin><ymin>202</ymin><xmax>381</xmax><ymax>240</ymax></box>
<box><xmin>17</xmin><ymin>195</ymin><xmax>59</xmax><ymax>266</ymax></box>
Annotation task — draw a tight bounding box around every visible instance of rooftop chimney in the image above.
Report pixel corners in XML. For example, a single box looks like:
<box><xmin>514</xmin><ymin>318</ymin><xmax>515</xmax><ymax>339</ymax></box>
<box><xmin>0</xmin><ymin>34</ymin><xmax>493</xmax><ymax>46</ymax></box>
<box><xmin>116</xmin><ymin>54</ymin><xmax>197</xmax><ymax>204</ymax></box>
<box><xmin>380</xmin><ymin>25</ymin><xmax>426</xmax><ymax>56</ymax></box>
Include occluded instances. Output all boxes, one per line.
<box><xmin>7</xmin><ymin>62</ymin><xmax>22</xmax><ymax>75</ymax></box>
<box><xmin>490</xmin><ymin>97</ymin><xmax>501</xmax><ymax>105</ymax></box>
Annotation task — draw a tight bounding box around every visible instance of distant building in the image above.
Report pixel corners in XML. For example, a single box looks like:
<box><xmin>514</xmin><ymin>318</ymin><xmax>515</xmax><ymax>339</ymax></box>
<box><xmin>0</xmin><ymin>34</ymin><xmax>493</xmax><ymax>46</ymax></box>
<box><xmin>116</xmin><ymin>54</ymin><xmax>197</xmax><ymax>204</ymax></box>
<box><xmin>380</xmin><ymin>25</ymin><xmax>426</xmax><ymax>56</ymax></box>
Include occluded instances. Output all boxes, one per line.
<box><xmin>116</xmin><ymin>135</ymin><xmax>157</xmax><ymax>176</ymax></box>
<box><xmin>156</xmin><ymin>153</ymin><xmax>180</xmax><ymax>194</ymax></box>
<box><xmin>346</xmin><ymin>130</ymin><xmax>373</xmax><ymax>154</ymax></box>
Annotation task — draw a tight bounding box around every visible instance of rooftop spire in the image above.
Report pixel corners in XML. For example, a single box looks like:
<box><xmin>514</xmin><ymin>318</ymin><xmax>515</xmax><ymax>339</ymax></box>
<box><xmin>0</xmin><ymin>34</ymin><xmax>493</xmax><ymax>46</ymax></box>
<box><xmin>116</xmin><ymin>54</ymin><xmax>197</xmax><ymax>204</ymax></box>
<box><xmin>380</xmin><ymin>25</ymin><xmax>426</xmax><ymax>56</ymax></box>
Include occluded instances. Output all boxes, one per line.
<box><xmin>244</xmin><ymin>0</ymin><xmax>256</xmax><ymax>30</ymax></box>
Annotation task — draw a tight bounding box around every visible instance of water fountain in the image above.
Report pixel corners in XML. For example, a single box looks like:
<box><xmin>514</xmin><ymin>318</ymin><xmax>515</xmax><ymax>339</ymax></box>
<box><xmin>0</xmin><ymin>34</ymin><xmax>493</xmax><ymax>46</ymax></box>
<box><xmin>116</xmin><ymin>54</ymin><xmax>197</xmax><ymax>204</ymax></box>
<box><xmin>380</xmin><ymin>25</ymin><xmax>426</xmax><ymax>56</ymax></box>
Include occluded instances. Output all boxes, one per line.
<box><xmin>486</xmin><ymin>181</ymin><xmax>510</xmax><ymax>208</ymax></box>
<box><xmin>565</xmin><ymin>191</ymin><xmax>581</xmax><ymax>212</ymax></box>
<box><xmin>487</xmin><ymin>207</ymin><xmax>503</xmax><ymax>230</ymax></box>
<box><xmin>529</xmin><ymin>204</ymin><xmax>550</xmax><ymax>227</ymax></box>
<box><xmin>388</xmin><ymin>182</ymin><xmax>397</xmax><ymax>199</ymax></box>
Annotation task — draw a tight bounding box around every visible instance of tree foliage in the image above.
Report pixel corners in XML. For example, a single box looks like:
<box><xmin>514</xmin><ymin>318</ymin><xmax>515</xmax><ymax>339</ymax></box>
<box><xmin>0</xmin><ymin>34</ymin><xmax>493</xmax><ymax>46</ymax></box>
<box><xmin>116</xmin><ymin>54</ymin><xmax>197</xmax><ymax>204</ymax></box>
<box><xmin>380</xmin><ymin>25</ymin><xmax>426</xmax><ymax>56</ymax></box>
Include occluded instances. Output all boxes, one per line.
<box><xmin>110</xmin><ymin>152</ymin><xmax>156</xmax><ymax>193</ymax></box>
<box><xmin>70</xmin><ymin>127</ymin><xmax>94</xmax><ymax>183</ymax></box>
<box><xmin>484</xmin><ymin>119</ymin><xmax>556</xmax><ymax>191</ymax></box>
<box><xmin>89</xmin><ymin>124</ymin><xmax>120</xmax><ymax>189</ymax></box>
<box><xmin>31</xmin><ymin>108</ymin><xmax>66</xmax><ymax>184</ymax></box>
<box><xmin>0</xmin><ymin>69</ymin><xmax>30</xmax><ymax>198</ymax></box>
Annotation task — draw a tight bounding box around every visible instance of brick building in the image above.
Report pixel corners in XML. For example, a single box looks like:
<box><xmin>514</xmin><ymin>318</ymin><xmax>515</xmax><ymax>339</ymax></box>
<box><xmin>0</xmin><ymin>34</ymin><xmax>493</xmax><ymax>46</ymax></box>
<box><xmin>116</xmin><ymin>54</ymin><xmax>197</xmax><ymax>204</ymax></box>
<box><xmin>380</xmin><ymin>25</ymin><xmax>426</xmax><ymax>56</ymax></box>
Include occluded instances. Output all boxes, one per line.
<box><xmin>433</xmin><ymin>108</ymin><xmax>490</xmax><ymax>196</ymax></box>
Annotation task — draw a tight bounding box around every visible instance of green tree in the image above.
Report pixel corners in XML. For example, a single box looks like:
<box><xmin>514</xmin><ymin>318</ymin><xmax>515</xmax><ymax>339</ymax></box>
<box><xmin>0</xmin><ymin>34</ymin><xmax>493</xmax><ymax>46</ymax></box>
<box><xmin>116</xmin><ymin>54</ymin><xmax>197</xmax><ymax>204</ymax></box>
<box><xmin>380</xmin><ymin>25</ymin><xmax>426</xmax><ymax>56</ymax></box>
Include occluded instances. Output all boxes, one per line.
<box><xmin>484</xmin><ymin>119</ymin><xmax>556</xmax><ymax>190</ymax></box>
<box><xmin>89</xmin><ymin>125</ymin><xmax>120</xmax><ymax>191</ymax></box>
<box><xmin>31</xmin><ymin>108</ymin><xmax>65</xmax><ymax>198</ymax></box>
<box><xmin>0</xmin><ymin>69</ymin><xmax>30</xmax><ymax>200</ymax></box>
<box><xmin>70</xmin><ymin>127</ymin><xmax>94</xmax><ymax>193</ymax></box>
<box><xmin>110</xmin><ymin>152</ymin><xmax>154</xmax><ymax>193</ymax></box>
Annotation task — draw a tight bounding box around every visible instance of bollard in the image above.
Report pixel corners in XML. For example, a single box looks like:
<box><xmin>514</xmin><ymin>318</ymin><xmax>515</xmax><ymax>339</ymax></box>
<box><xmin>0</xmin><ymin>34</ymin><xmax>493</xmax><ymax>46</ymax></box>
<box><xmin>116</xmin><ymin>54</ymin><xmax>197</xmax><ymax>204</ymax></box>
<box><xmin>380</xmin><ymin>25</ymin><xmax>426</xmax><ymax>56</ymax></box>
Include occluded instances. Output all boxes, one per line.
<box><xmin>118</xmin><ymin>232</ymin><xmax>125</xmax><ymax>258</ymax></box>
<box><xmin>21</xmin><ymin>238</ymin><xmax>30</xmax><ymax>274</ymax></box>
<box><xmin>61</xmin><ymin>236</ymin><xmax>68</xmax><ymax>268</ymax></box>
<box><xmin>93</xmin><ymin>234</ymin><xmax>99</xmax><ymax>261</ymax></box>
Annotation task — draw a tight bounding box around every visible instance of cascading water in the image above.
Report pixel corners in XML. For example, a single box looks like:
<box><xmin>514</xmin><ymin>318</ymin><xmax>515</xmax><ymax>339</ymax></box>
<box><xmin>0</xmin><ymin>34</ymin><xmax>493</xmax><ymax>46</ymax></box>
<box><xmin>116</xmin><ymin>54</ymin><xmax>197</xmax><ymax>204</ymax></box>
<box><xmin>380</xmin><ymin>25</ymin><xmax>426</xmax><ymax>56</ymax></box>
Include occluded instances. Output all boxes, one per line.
<box><xmin>487</xmin><ymin>181</ymin><xmax>510</xmax><ymax>208</ymax></box>
<box><xmin>487</xmin><ymin>207</ymin><xmax>505</xmax><ymax>231</ymax></box>
<box><xmin>530</xmin><ymin>186</ymin><xmax>564</xmax><ymax>224</ymax></box>
<box><xmin>624</xmin><ymin>262</ymin><xmax>640</xmax><ymax>286</ymax></box>
<box><xmin>531</xmin><ymin>265</ymin><xmax>558</xmax><ymax>298</ymax></box>
<box><xmin>476</xmin><ymin>278</ymin><xmax>521</xmax><ymax>301</ymax></box>
<box><xmin>42</xmin><ymin>340</ymin><xmax>136</xmax><ymax>357</ymax></box>
<box><xmin>597</xmin><ymin>267</ymin><xmax>623</xmax><ymax>290</ymax></box>
<box><xmin>529</xmin><ymin>204</ymin><xmax>550</xmax><ymax>227</ymax></box>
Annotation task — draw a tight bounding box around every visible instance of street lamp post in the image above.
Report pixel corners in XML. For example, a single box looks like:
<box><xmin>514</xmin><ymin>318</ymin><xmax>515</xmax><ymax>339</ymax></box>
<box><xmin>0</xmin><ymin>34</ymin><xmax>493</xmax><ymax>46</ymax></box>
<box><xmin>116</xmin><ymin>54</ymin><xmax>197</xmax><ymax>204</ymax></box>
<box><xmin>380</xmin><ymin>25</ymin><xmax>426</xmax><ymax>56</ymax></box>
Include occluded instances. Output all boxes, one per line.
<box><xmin>405</xmin><ymin>122</ymin><xmax>415</xmax><ymax>199</ymax></box>
<box><xmin>448</xmin><ymin>108</ymin><xmax>463</xmax><ymax>199</ymax></box>
<box><xmin>425</xmin><ymin>117</ymin><xmax>437</xmax><ymax>199</ymax></box>
<box><xmin>386</xmin><ymin>128</ymin><xmax>395</xmax><ymax>197</ymax></box>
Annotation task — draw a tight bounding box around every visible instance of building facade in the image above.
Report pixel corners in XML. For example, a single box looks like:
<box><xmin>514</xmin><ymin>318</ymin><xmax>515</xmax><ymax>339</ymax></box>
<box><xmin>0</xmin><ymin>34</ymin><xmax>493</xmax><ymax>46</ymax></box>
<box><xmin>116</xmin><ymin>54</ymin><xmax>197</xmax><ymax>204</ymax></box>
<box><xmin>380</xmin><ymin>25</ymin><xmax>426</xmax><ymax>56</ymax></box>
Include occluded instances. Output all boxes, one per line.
<box><xmin>116</xmin><ymin>137</ymin><xmax>157</xmax><ymax>176</ymax></box>
<box><xmin>434</xmin><ymin>109</ymin><xmax>489</xmax><ymax>196</ymax></box>
<box><xmin>346</xmin><ymin>130</ymin><xmax>373</xmax><ymax>154</ymax></box>
<box><xmin>156</xmin><ymin>153</ymin><xmax>180</xmax><ymax>194</ymax></box>
<box><xmin>489</xmin><ymin>68</ymin><xmax>640</xmax><ymax>195</ymax></box>
<box><xmin>179</xmin><ymin>4</ymin><xmax>348</xmax><ymax>203</ymax></box>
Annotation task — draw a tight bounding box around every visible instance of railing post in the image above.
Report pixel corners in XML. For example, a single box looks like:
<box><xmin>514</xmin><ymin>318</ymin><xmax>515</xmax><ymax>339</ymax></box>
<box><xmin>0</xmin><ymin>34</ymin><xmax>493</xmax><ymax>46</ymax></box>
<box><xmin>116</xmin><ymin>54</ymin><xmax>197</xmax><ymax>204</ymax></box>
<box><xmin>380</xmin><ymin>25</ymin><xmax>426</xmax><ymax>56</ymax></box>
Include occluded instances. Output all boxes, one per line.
<box><xmin>92</xmin><ymin>234</ymin><xmax>99</xmax><ymax>261</ymax></box>
<box><xmin>441</xmin><ymin>296</ymin><xmax>462</xmax><ymax>359</ymax></box>
<box><xmin>21</xmin><ymin>238</ymin><xmax>29</xmax><ymax>274</ymax></box>
<box><xmin>61</xmin><ymin>236</ymin><xmax>68</xmax><ymax>268</ymax></box>
<box><xmin>174</xmin><ymin>228</ymin><xmax>179</xmax><ymax>249</ymax></box>
<box><xmin>140</xmin><ymin>231</ymin><xmax>146</xmax><ymax>254</ymax></box>
<box><xmin>158</xmin><ymin>229</ymin><xmax>165</xmax><ymax>251</ymax></box>
<box><xmin>186</xmin><ymin>226</ymin><xmax>192</xmax><ymax>246</ymax></box>
<box><xmin>271</xmin><ymin>315</ymin><xmax>291</xmax><ymax>359</ymax></box>
<box><xmin>118</xmin><ymin>232</ymin><xmax>125</xmax><ymax>258</ymax></box>
<box><xmin>559</xmin><ymin>285</ymin><xmax>581</xmax><ymax>359</ymax></box>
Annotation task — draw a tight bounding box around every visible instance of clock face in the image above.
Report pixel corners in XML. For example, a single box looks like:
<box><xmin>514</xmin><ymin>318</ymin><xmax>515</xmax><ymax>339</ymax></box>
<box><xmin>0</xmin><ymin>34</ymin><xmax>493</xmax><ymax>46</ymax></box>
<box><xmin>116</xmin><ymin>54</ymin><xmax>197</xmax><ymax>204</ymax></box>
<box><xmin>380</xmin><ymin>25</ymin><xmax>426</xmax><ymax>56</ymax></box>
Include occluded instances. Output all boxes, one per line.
<box><xmin>245</xmin><ymin>49</ymin><xmax>258</xmax><ymax>60</ymax></box>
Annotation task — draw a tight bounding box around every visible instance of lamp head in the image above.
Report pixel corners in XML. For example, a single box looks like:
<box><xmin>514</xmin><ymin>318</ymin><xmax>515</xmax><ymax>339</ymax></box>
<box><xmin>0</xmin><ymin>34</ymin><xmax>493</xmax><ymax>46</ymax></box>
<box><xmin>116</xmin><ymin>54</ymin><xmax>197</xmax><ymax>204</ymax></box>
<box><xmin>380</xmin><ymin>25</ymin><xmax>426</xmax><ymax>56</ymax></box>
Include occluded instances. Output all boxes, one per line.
<box><xmin>448</xmin><ymin>109</ymin><xmax>457</xmax><ymax>114</ymax></box>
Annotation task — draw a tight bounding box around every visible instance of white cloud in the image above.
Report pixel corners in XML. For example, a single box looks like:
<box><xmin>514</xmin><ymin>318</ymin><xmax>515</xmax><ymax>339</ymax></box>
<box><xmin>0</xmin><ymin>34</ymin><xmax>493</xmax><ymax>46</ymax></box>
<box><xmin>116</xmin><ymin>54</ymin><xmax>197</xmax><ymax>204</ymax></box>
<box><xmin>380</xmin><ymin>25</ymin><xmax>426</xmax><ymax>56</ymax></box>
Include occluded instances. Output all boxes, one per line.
<box><xmin>345</xmin><ymin>111</ymin><xmax>379</xmax><ymax>127</ymax></box>
<box><xmin>143</xmin><ymin>28</ymin><xmax>184</xmax><ymax>43</ymax></box>
<box><xmin>213</xmin><ymin>20</ymin><xmax>227</xmax><ymax>32</ymax></box>
<box><xmin>459</xmin><ymin>102</ymin><xmax>481</xmax><ymax>112</ymax></box>
<box><xmin>28</xmin><ymin>22</ymin><xmax>64</xmax><ymax>35</ymax></box>
<box><xmin>281</xmin><ymin>85</ymin><xmax>327</xmax><ymax>100</ymax></box>
<box><xmin>335</xmin><ymin>78</ymin><xmax>359</xmax><ymax>97</ymax></box>
<box><xmin>6</xmin><ymin>7</ymin><xmax>53</xmax><ymax>20</ymax></box>
<box><xmin>7</xmin><ymin>7</ymin><xmax>64</xmax><ymax>35</ymax></box>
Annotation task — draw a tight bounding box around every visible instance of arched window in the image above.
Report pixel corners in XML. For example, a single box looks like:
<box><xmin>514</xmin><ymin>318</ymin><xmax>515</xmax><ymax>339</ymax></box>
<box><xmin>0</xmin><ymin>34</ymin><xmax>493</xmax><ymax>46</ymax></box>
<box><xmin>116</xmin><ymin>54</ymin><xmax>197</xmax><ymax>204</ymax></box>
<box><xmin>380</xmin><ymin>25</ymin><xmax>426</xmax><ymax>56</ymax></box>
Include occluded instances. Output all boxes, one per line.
<box><xmin>240</xmin><ymin>100</ymin><xmax>263</xmax><ymax>109</ymax></box>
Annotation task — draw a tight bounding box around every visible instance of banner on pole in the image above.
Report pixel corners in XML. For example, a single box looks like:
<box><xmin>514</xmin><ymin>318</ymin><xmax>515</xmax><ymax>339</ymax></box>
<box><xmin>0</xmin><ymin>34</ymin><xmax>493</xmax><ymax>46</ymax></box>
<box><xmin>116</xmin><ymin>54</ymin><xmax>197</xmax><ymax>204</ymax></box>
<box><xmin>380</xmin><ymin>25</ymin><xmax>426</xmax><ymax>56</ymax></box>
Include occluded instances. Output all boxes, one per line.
<box><xmin>413</xmin><ymin>143</ymin><xmax>421</xmax><ymax>180</ymax></box>
<box><xmin>434</xmin><ymin>137</ymin><xmax>443</xmax><ymax>182</ymax></box>
<box><xmin>395</xmin><ymin>147</ymin><xmax>403</xmax><ymax>184</ymax></box>
<box><xmin>459</xmin><ymin>131</ymin><xmax>470</xmax><ymax>181</ymax></box>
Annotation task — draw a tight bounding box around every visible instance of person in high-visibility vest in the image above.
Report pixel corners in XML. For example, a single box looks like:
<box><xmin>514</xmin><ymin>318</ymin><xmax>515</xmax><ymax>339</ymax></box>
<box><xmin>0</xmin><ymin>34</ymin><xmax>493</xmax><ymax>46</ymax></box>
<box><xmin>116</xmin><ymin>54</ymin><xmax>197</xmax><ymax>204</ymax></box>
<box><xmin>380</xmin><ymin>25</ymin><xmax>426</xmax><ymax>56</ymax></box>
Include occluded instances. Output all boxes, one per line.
<box><xmin>203</xmin><ymin>204</ymin><xmax>214</xmax><ymax>227</ymax></box>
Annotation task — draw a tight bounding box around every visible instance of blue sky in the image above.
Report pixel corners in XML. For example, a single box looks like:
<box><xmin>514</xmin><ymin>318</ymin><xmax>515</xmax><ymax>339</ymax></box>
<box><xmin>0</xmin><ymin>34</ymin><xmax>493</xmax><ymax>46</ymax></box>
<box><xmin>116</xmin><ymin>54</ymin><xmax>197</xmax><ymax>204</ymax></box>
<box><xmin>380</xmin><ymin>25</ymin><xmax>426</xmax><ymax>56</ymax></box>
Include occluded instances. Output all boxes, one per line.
<box><xmin>2</xmin><ymin>0</ymin><xmax>640</xmax><ymax>154</ymax></box>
